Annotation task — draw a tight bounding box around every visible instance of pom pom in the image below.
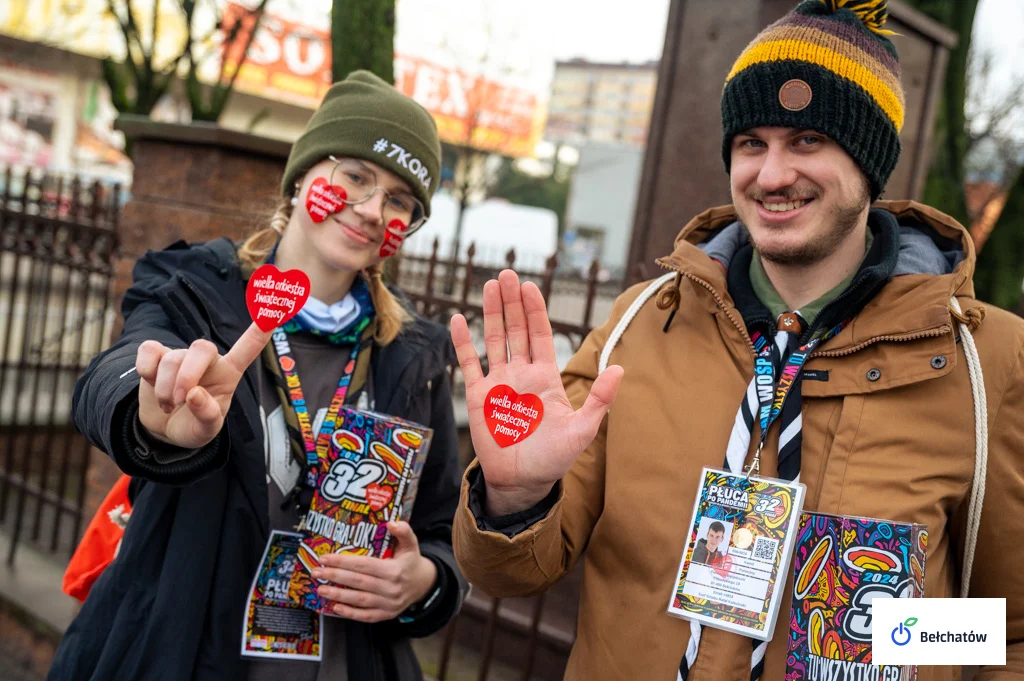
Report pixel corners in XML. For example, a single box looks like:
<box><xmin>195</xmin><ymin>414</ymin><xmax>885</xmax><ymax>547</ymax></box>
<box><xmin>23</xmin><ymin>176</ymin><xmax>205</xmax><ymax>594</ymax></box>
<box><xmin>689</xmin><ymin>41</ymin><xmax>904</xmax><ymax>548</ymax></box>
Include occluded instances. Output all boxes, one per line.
<box><xmin>820</xmin><ymin>0</ymin><xmax>893</xmax><ymax>35</ymax></box>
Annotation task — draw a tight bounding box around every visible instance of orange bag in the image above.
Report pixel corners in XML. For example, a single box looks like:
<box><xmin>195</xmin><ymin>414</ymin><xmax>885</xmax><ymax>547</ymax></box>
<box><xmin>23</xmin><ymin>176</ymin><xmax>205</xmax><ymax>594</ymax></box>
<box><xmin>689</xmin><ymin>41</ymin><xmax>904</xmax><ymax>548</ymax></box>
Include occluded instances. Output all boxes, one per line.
<box><xmin>62</xmin><ymin>474</ymin><xmax>132</xmax><ymax>602</ymax></box>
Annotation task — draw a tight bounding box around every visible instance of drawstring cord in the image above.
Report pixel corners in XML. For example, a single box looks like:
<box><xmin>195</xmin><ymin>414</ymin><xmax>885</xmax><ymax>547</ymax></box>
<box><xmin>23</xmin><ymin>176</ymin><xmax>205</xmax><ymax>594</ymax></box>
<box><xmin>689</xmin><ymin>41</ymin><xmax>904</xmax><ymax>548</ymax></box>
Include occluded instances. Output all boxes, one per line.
<box><xmin>657</xmin><ymin>272</ymin><xmax>683</xmax><ymax>333</ymax></box>
<box><xmin>949</xmin><ymin>303</ymin><xmax>985</xmax><ymax>332</ymax></box>
<box><xmin>949</xmin><ymin>297</ymin><xmax>988</xmax><ymax>597</ymax></box>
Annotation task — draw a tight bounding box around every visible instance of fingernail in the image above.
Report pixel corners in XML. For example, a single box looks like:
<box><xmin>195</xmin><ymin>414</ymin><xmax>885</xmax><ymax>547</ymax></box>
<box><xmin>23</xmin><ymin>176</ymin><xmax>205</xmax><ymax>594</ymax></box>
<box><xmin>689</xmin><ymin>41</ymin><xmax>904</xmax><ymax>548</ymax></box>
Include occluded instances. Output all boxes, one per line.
<box><xmin>174</xmin><ymin>389</ymin><xmax>185</xmax><ymax>405</ymax></box>
<box><xmin>311</xmin><ymin>569</ymin><xmax>322</xmax><ymax>579</ymax></box>
<box><xmin>188</xmin><ymin>390</ymin><xmax>205</xmax><ymax>407</ymax></box>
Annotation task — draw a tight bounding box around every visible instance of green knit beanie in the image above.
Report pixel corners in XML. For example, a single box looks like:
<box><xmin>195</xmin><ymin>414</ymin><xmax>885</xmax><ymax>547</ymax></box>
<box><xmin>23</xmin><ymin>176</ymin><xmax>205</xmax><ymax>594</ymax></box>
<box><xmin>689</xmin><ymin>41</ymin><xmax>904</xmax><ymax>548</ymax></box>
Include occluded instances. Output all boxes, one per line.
<box><xmin>282</xmin><ymin>70</ymin><xmax>442</xmax><ymax>216</ymax></box>
<box><xmin>721</xmin><ymin>0</ymin><xmax>905</xmax><ymax>200</ymax></box>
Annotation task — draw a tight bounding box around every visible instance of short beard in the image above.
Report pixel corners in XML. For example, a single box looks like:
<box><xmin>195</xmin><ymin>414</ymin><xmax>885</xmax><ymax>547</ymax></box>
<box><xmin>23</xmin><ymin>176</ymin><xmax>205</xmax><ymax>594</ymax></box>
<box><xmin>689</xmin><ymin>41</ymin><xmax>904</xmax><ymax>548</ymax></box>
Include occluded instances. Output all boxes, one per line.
<box><xmin>749</xmin><ymin>179</ymin><xmax>870</xmax><ymax>267</ymax></box>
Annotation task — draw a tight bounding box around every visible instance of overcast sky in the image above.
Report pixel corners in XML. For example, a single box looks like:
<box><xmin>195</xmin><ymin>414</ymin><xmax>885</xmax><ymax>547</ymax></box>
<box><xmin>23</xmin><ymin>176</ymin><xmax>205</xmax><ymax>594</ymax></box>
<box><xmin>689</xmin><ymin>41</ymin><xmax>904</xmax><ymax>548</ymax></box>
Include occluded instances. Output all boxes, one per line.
<box><xmin>396</xmin><ymin>0</ymin><xmax>1022</xmax><ymax>103</ymax></box>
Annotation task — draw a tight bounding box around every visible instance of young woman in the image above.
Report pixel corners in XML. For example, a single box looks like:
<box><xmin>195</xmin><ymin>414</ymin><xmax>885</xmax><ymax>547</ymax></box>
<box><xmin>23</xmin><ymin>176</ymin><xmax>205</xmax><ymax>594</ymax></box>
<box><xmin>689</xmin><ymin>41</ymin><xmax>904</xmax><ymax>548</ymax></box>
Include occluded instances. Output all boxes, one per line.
<box><xmin>48</xmin><ymin>71</ymin><xmax>467</xmax><ymax>681</ymax></box>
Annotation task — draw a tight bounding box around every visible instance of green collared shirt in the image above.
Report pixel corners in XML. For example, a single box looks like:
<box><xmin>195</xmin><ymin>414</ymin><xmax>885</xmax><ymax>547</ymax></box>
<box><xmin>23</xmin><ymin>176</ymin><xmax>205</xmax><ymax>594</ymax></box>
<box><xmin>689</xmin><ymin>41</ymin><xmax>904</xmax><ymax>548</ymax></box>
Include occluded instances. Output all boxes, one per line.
<box><xmin>749</xmin><ymin>230</ymin><xmax>874</xmax><ymax>325</ymax></box>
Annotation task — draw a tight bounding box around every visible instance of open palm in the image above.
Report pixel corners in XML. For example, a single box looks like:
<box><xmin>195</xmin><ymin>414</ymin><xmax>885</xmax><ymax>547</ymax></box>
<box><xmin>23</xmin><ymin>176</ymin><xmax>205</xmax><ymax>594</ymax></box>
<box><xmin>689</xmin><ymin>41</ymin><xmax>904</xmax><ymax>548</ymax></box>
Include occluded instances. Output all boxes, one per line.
<box><xmin>450</xmin><ymin>270</ymin><xmax>623</xmax><ymax>515</ymax></box>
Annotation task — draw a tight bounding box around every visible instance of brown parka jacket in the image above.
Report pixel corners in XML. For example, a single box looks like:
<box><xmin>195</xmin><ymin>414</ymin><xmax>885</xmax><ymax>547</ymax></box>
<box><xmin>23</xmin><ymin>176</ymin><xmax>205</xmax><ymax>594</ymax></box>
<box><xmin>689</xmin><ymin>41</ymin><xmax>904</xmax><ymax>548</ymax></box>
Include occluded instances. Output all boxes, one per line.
<box><xmin>453</xmin><ymin>201</ymin><xmax>1024</xmax><ymax>681</ymax></box>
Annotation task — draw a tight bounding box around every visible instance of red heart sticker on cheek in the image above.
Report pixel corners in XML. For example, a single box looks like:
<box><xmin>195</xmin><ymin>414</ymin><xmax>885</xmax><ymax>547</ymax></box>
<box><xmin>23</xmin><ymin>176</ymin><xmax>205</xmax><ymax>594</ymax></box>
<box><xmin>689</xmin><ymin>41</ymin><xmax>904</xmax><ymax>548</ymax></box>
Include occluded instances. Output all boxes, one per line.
<box><xmin>379</xmin><ymin>233</ymin><xmax>403</xmax><ymax>258</ymax></box>
<box><xmin>483</xmin><ymin>385</ymin><xmax>544</xmax><ymax>448</ymax></box>
<box><xmin>379</xmin><ymin>219</ymin><xmax>407</xmax><ymax>258</ymax></box>
<box><xmin>305</xmin><ymin>177</ymin><xmax>347</xmax><ymax>223</ymax></box>
<box><xmin>365</xmin><ymin>483</ymin><xmax>393</xmax><ymax>511</ymax></box>
<box><xmin>246</xmin><ymin>264</ymin><xmax>311</xmax><ymax>332</ymax></box>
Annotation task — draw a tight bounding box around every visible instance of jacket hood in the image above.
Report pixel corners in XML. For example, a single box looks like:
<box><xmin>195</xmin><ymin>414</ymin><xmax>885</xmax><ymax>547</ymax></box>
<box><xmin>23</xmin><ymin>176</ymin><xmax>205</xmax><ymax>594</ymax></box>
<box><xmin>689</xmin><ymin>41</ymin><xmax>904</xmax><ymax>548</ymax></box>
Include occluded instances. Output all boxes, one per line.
<box><xmin>653</xmin><ymin>200</ymin><xmax>980</xmax><ymax>351</ymax></box>
<box><xmin>656</xmin><ymin>200</ymin><xmax>976</xmax><ymax>298</ymax></box>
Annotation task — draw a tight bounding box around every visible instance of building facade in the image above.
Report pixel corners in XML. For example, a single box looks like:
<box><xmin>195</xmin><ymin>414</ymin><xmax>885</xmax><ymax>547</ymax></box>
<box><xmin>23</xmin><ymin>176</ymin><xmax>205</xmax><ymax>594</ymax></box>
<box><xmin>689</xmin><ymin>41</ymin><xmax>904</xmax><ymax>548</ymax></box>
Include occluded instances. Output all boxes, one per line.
<box><xmin>544</xmin><ymin>58</ymin><xmax>658</xmax><ymax>148</ymax></box>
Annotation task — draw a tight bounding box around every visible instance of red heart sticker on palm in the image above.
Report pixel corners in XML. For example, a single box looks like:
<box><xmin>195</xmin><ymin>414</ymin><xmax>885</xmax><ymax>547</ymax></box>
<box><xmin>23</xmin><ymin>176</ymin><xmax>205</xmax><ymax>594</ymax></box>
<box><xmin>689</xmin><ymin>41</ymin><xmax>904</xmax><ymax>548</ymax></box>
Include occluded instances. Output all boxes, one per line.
<box><xmin>246</xmin><ymin>264</ymin><xmax>311</xmax><ymax>331</ymax></box>
<box><xmin>484</xmin><ymin>385</ymin><xmax>544</xmax><ymax>448</ymax></box>
<box><xmin>305</xmin><ymin>177</ymin><xmax>347</xmax><ymax>223</ymax></box>
<box><xmin>365</xmin><ymin>483</ymin><xmax>393</xmax><ymax>511</ymax></box>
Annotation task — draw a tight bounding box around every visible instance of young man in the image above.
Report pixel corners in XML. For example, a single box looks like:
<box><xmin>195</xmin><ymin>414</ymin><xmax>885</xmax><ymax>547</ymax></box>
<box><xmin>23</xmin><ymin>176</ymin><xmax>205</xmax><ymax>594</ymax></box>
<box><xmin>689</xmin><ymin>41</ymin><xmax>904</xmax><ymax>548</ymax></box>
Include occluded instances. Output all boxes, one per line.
<box><xmin>691</xmin><ymin>522</ymin><xmax>726</xmax><ymax>566</ymax></box>
<box><xmin>449</xmin><ymin>2</ymin><xmax>1024</xmax><ymax>680</ymax></box>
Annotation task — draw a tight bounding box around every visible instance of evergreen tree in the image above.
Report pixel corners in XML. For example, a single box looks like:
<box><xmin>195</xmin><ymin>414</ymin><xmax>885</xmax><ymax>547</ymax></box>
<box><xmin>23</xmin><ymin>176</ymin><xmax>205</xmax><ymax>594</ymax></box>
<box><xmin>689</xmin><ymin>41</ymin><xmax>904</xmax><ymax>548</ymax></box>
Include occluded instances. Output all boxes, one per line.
<box><xmin>331</xmin><ymin>0</ymin><xmax>396</xmax><ymax>84</ymax></box>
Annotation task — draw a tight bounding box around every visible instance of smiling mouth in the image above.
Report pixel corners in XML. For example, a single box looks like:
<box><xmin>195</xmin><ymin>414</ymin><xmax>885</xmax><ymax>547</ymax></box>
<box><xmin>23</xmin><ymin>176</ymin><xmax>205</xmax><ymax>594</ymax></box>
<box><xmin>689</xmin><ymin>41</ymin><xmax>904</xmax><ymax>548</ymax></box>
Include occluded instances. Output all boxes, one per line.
<box><xmin>759</xmin><ymin>199</ymin><xmax>812</xmax><ymax>212</ymax></box>
<box><xmin>333</xmin><ymin>217</ymin><xmax>378</xmax><ymax>244</ymax></box>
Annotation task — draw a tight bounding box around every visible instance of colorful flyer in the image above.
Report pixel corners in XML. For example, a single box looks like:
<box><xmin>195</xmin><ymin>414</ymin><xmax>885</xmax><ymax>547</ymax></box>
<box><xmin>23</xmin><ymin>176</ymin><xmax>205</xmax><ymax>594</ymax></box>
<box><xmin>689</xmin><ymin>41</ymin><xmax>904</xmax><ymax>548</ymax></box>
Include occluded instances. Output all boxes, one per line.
<box><xmin>786</xmin><ymin>512</ymin><xmax>927</xmax><ymax>681</ymax></box>
<box><xmin>668</xmin><ymin>468</ymin><xmax>805</xmax><ymax>640</ymax></box>
<box><xmin>290</xmin><ymin>408</ymin><xmax>433</xmax><ymax>613</ymax></box>
<box><xmin>241</xmin><ymin>530</ymin><xmax>323</xmax><ymax>661</ymax></box>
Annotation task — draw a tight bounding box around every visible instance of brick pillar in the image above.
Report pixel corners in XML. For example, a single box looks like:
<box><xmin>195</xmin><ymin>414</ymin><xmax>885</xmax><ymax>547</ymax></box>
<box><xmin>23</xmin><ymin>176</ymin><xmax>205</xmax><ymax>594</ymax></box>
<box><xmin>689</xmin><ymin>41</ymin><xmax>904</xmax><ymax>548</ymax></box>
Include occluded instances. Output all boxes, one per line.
<box><xmin>113</xmin><ymin>117</ymin><xmax>293</xmax><ymax>311</ymax></box>
<box><xmin>84</xmin><ymin>118</ymin><xmax>293</xmax><ymax>517</ymax></box>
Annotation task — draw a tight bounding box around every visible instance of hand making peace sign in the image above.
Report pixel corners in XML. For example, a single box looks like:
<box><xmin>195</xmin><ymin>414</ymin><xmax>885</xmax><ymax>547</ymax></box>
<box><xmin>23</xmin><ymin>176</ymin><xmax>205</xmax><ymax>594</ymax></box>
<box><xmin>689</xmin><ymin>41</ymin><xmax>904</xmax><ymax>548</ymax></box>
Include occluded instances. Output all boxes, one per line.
<box><xmin>136</xmin><ymin>323</ymin><xmax>273</xmax><ymax>450</ymax></box>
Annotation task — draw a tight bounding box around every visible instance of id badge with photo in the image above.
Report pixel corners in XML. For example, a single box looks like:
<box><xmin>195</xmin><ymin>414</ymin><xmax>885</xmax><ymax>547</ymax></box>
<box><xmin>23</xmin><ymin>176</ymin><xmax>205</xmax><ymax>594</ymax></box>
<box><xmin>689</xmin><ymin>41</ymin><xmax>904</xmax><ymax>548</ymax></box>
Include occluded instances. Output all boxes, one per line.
<box><xmin>667</xmin><ymin>467</ymin><xmax>805</xmax><ymax>641</ymax></box>
<box><xmin>241</xmin><ymin>530</ymin><xmax>324</xmax><ymax>661</ymax></box>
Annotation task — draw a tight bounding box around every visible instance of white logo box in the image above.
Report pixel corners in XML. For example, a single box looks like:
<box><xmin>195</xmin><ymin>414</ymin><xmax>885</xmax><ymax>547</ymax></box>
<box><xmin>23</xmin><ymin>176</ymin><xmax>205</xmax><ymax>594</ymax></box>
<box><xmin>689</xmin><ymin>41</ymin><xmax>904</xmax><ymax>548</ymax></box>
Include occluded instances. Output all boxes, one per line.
<box><xmin>872</xmin><ymin>598</ymin><xmax>1006</xmax><ymax>666</ymax></box>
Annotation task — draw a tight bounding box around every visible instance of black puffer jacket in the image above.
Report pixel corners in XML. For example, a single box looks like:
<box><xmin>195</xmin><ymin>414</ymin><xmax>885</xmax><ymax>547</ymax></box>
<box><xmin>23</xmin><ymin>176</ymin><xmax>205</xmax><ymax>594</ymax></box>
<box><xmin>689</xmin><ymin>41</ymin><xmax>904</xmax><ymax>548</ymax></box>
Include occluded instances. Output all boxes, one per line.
<box><xmin>49</xmin><ymin>238</ymin><xmax>467</xmax><ymax>681</ymax></box>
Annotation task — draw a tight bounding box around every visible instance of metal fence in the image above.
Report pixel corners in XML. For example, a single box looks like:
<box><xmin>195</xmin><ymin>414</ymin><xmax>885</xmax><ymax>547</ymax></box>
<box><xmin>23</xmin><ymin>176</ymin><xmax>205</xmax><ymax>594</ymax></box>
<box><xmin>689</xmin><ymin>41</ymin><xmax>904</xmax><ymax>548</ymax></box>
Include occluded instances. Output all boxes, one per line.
<box><xmin>392</xmin><ymin>241</ymin><xmax>624</xmax><ymax>680</ymax></box>
<box><xmin>0</xmin><ymin>169</ymin><xmax>627</xmax><ymax>679</ymax></box>
<box><xmin>0</xmin><ymin>168</ymin><xmax>121</xmax><ymax>566</ymax></box>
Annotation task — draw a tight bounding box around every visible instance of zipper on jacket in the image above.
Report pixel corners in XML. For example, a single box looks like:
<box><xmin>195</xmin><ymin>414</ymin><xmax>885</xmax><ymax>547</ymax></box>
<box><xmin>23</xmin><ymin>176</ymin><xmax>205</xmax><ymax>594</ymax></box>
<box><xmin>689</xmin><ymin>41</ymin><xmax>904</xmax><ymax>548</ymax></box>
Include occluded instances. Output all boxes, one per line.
<box><xmin>809</xmin><ymin>326</ymin><xmax>952</xmax><ymax>358</ymax></box>
<box><xmin>658</xmin><ymin>260</ymin><xmax>758</xmax><ymax>359</ymax></box>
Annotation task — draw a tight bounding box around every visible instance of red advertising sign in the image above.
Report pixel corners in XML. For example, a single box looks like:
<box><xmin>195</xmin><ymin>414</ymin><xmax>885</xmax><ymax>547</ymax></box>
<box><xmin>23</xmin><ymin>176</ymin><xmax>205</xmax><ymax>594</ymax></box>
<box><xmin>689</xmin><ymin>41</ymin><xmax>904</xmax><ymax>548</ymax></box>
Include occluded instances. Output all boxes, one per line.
<box><xmin>221</xmin><ymin>3</ymin><xmax>542</xmax><ymax>157</ymax></box>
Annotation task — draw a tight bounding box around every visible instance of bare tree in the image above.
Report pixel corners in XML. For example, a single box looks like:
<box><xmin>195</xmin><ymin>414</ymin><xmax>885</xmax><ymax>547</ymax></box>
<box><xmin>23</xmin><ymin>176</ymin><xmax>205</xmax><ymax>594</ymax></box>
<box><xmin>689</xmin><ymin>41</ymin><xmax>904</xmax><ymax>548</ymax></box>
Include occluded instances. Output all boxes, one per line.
<box><xmin>42</xmin><ymin>1</ymin><xmax>267</xmax><ymax>124</ymax></box>
<box><xmin>965</xmin><ymin>43</ymin><xmax>1024</xmax><ymax>309</ymax></box>
<box><xmin>965</xmin><ymin>46</ymin><xmax>1024</xmax><ymax>219</ymax></box>
<box><xmin>183</xmin><ymin>0</ymin><xmax>270</xmax><ymax>121</ymax></box>
<box><xmin>438</xmin><ymin>7</ymin><xmax>531</xmax><ymax>290</ymax></box>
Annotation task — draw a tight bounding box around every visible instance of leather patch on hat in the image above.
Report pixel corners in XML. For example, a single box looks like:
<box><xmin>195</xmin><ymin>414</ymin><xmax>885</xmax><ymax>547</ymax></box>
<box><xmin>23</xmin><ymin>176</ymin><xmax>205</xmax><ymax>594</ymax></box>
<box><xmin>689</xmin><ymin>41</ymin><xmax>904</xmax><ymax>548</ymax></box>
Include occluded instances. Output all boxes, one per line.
<box><xmin>779</xmin><ymin>79</ymin><xmax>812</xmax><ymax>111</ymax></box>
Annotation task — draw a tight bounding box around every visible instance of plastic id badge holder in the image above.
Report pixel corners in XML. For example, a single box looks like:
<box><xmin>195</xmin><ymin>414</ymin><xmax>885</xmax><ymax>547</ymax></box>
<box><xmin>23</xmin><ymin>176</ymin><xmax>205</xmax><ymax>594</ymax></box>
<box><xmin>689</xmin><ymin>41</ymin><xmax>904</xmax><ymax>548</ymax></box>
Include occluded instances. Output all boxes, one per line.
<box><xmin>667</xmin><ymin>467</ymin><xmax>805</xmax><ymax>641</ymax></box>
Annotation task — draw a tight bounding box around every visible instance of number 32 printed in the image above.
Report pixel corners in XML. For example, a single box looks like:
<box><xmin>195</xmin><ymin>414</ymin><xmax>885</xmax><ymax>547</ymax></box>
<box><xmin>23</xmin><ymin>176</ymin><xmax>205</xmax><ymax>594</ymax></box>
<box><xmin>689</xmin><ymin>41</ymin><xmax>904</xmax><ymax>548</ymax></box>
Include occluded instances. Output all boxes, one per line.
<box><xmin>754</xmin><ymin>497</ymin><xmax>781</xmax><ymax>514</ymax></box>
<box><xmin>320</xmin><ymin>459</ymin><xmax>387</xmax><ymax>503</ymax></box>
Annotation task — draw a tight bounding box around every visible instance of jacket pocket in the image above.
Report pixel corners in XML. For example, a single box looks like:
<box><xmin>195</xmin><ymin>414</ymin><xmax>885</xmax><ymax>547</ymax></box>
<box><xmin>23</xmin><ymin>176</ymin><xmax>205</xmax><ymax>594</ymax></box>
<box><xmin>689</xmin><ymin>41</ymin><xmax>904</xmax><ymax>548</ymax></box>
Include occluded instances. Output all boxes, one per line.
<box><xmin>801</xmin><ymin>395</ymin><xmax>864</xmax><ymax>514</ymax></box>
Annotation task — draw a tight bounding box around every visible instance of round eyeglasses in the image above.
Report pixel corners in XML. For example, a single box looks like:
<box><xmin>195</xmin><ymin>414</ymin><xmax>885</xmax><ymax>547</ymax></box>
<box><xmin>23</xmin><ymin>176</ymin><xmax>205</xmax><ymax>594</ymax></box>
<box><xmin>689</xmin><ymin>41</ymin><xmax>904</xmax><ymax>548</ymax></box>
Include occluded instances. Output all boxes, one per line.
<box><xmin>328</xmin><ymin>155</ymin><xmax>427</xmax><ymax>237</ymax></box>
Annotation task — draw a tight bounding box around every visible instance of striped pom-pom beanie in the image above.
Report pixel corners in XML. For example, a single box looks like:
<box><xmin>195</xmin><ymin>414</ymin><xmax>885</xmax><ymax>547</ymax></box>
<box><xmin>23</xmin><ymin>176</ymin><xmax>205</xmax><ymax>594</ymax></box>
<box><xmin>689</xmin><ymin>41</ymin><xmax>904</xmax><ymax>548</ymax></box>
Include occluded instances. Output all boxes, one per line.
<box><xmin>721</xmin><ymin>0</ymin><xmax>904</xmax><ymax>199</ymax></box>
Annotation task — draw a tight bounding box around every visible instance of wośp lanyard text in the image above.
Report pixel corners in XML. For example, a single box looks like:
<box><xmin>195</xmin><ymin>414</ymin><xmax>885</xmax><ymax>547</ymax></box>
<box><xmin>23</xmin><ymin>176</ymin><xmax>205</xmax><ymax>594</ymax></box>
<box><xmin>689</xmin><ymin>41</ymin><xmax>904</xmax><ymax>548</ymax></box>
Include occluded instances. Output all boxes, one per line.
<box><xmin>745</xmin><ymin>315</ymin><xmax>848</xmax><ymax>477</ymax></box>
<box><xmin>270</xmin><ymin>327</ymin><xmax>362</xmax><ymax>488</ymax></box>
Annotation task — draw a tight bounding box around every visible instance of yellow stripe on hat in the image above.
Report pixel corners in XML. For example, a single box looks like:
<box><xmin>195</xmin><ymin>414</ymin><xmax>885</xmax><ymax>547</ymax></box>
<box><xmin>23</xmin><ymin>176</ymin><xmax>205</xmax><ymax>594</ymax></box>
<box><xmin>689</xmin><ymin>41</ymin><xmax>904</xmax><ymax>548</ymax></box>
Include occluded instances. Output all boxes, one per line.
<box><xmin>726</xmin><ymin>38</ymin><xmax>904</xmax><ymax>131</ymax></box>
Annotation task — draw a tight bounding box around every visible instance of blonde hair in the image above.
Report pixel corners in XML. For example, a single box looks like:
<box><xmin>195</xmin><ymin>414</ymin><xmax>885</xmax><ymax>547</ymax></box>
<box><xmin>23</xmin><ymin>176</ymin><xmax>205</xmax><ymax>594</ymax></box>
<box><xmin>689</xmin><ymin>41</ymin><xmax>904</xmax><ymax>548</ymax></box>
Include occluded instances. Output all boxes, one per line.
<box><xmin>238</xmin><ymin>199</ymin><xmax>412</xmax><ymax>345</ymax></box>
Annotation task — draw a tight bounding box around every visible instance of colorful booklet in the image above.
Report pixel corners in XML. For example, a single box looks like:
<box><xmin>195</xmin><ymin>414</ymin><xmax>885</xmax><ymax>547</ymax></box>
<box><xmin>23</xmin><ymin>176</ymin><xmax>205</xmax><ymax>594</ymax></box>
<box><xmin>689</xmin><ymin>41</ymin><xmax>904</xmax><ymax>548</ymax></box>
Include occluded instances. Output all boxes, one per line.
<box><xmin>241</xmin><ymin>531</ymin><xmax>323</xmax><ymax>661</ymax></box>
<box><xmin>289</xmin><ymin>407</ymin><xmax>432</xmax><ymax>613</ymax></box>
<box><xmin>787</xmin><ymin>512</ymin><xmax>927</xmax><ymax>681</ymax></box>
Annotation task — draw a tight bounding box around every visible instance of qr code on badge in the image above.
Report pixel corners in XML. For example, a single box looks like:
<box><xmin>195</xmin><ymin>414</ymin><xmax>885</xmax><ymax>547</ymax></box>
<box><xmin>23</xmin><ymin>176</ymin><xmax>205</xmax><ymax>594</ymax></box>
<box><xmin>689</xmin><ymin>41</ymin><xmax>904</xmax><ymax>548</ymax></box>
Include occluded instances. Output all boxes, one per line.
<box><xmin>752</xmin><ymin>536</ymin><xmax>778</xmax><ymax>562</ymax></box>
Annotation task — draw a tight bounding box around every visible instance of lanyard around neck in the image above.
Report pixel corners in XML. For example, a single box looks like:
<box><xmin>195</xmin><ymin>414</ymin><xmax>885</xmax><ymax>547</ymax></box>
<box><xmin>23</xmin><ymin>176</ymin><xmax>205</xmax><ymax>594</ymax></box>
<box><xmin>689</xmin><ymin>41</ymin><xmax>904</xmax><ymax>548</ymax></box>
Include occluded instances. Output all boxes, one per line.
<box><xmin>745</xmin><ymin>314</ymin><xmax>847</xmax><ymax>476</ymax></box>
<box><xmin>270</xmin><ymin>327</ymin><xmax>362</xmax><ymax>488</ymax></box>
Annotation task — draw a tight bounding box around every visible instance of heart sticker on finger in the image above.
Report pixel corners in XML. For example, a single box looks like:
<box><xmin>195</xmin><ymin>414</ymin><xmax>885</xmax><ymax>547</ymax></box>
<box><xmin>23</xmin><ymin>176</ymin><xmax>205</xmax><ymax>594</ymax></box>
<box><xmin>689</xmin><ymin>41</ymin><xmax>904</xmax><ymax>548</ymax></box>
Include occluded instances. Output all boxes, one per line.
<box><xmin>247</xmin><ymin>264</ymin><xmax>311</xmax><ymax>331</ymax></box>
<box><xmin>306</xmin><ymin>177</ymin><xmax>347</xmax><ymax>223</ymax></box>
<box><xmin>484</xmin><ymin>385</ymin><xmax>544</xmax><ymax>448</ymax></box>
